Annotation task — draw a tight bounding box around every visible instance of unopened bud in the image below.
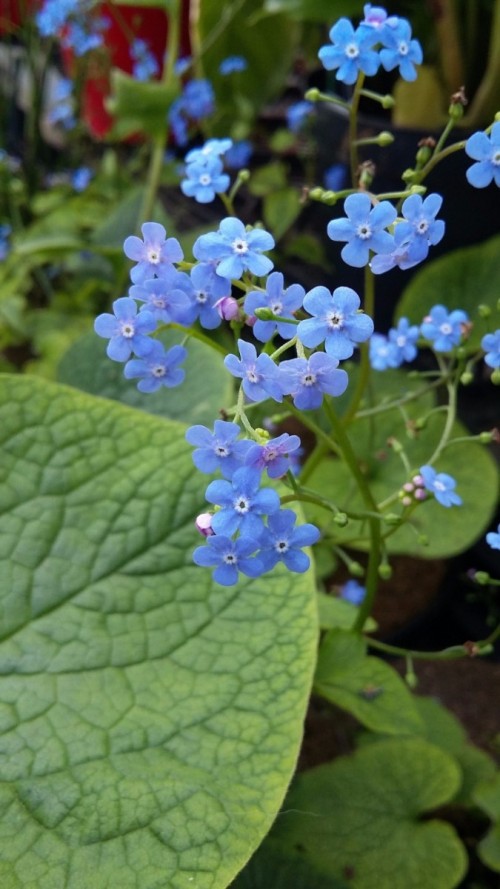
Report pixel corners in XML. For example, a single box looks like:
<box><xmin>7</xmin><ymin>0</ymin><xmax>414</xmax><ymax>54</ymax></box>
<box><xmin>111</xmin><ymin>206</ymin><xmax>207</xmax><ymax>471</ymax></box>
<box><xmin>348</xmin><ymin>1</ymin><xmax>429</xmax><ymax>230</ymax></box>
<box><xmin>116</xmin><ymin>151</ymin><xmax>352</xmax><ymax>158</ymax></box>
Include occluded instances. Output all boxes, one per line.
<box><xmin>492</xmin><ymin>368</ymin><xmax>500</xmax><ymax>385</ymax></box>
<box><xmin>358</xmin><ymin>160</ymin><xmax>375</xmax><ymax>189</ymax></box>
<box><xmin>236</xmin><ymin>168</ymin><xmax>250</xmax><ymax>183</ymax></box>
<box><xmin>478</xmin><ymin>430</ymin><xmax>494</xmax><ymax>443</ymax></box>
<box><xmin>380</xmin><ymin>94</ymin><xmax>395</xmax><ymax>109</ymax></box>
<box><xmin>414</xmin><ymin>417</ymin><xmax>427</xmax><ymax>430</ymax></box>
<box><xmin>254</xmin><ymin>307</ymin><xmax>276</xmax><ymax>321</ymax></box>
<box><xmin>304</xmin><ymin>87</ymin><xmax>320</xmax><ymax>102</ymax></box>
<box><xmin>405</xmin><ymin>669</ymin><xmax>419</xmax><ymax>689</ymax></box>
<box><xmin>215</xmin><ymin>296</ymin><xmax>240</xmax><ymax>321</ymax></box>
<box><xmin>478</xmin><ymin>304</ymin><xmax>491</xmax><ymax>319</ymax></box>
<box><xmin>449</xmin><ymin>86</ymin><xmax>468</xmax><ymax>120</ymax></box>
<box><xmin>402</xmin><ymin>167</ymin><xmax>417</xmax><ymax>183</ymax></box>
<box><xmin>460</xmin><ymin>371</ymin><xmax>474</xmax><ymax>385</ymax></box>
<box><xmin>377</xmin><ymin>130</ymin><xmax>394</xmax><ymax>146</ymax></box>
<box><xmin>417</xmin><ymin>534</ymin><xmax>429</xmax><ymax>546</ymax></box>
<box><xmin>416</xmin><ymin>144</ymin><xmax>433</xmax><ymax>166</ymax></box>
<box><xmin>378</xmin><ymin>563</ymin><xmax>392</xmax><ymax>580</ymax></box>
<box><xmin>348</xmin><ymin>561</ymin><xmax>365</xmax><ymax>578</ymax></box>
<box><xmin>474</xmin><ymin>571</ymin><xmax>491</xmax><ymax>585</ymax></box>
<box><xmin>333</xmin><ymin>512</ymin><xmax>348</xmax><ymax>526</ymax></box>
<box><xmin>195</xmin><ymin>513</ymin><xmax>214</xmax><ymax>536</ymax></box>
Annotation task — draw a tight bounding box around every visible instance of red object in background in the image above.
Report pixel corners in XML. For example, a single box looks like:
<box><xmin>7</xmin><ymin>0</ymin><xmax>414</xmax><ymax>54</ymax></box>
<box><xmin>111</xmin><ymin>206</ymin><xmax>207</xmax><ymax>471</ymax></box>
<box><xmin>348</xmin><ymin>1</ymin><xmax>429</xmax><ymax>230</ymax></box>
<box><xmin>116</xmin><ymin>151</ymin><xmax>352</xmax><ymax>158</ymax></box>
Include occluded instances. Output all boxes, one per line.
<box><xmin>1</xmin><ymin>1</ymin><xmax>191</xmax><ymax>138</ymax></box>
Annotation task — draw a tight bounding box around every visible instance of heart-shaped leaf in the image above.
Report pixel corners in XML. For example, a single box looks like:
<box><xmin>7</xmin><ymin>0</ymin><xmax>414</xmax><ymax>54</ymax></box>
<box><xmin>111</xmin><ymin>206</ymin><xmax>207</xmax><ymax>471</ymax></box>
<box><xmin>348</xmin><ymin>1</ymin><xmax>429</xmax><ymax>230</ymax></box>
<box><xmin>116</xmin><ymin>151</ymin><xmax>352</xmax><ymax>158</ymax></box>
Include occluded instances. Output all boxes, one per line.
<box><xmin>473</xmin><ymin>775</ymin><xmax>500</xmax><ymax>872</ymax></box>
<box><xmin>0</xmin><ymin>375</ymin><xmax>318</xmax><ymax>889</ymax></box>
<box><xmin>261</xmin><ymin>738</ymin><xmax>467</xmax><ymax>889</ymax></box>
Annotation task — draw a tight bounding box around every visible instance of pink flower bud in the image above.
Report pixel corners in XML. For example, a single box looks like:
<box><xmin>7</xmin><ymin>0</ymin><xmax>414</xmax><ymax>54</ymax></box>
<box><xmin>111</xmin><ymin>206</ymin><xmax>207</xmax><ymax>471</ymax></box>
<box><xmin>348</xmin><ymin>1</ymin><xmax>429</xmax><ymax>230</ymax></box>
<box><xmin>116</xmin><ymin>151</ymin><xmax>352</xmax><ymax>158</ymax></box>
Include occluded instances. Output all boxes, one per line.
<box><xmin>403</xmin><ymin>482</ymin><xmax>414</xmax><ymax>492</ymax></box>
<box><xmin>414</xmin><ymin>488</ymin><xmax>427</xmax><ymax>501</ymax></box>
<box><xmin>412</xmin><ymin>474</ymin><xmax>424</xmax><ymax>487</ymax></box>
<box><xmin>195</xmin><ymin>513</ymin><xmax>214</xmax><ymax>536</ymax></box>
<box><xmin>215</xmin><ymin>296</ymin><xmax>240</xmax><ymax>321</ymax></box>
<box><xmin>401</xmin><ymin>496</ymin><xmax>412</xmax><ymax>507</ymax></box>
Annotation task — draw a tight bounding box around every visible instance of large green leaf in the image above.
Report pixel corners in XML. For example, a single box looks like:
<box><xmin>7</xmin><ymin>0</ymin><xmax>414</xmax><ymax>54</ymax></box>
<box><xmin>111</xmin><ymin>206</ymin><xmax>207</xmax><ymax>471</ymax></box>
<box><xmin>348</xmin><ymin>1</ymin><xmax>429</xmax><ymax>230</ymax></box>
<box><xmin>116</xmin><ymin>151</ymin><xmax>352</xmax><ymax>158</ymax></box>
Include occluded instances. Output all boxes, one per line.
<box><xmin>57</xmin><ymin>330</ymin><xmax>233</xmax><ymax>425</ymax></box>
<box><xmin>0</xmin><ymin>375</ymin><xmax>318</xmax><ymax>889</ymax></box>
<box><xmin>314</xmin><ymin>629</ymin><xmax>422</xmax><ymax>735</ymax></box>
<box><xmin>473</xmin><ymin>775</ymin><xmax>500</xmax><ymax>872</ymax></box>
<box><xmin>261</xmin><ymin>739</ymin><xmax>467</xmax><ymax>889</ymax></box>
<box><xmin>262</xmin><ymin>0</ymin><xmax>363</xmax><ymax>21</ymax></box>
<box><xmin>397</xmin><ymin>235</ymin><xmax>500</xmax><ymax>353</ymax></box>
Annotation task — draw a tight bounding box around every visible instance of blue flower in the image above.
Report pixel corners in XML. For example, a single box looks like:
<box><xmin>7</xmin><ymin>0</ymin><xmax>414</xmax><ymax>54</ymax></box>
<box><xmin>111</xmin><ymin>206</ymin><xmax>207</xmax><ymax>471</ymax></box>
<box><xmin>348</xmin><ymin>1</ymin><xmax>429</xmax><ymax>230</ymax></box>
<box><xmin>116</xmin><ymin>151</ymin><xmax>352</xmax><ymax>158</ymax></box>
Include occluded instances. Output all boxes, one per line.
<box><xmin>279</xmin><ymin>352</ymin><xmax>349</xmax><ymax>409</ymax></box>
<box><xmin>224</xmin><ymin>340</ymin><xmax>285</xmax><ymax>403</ymax></box>
<box><xmin>193</xmin><ymin>217</ymin><xmax>274</xmax><ymax>279</ymax></box>
<box><xmin>323</xmin><ymin>163</ymin><xmax>348</xmax><ymax>191</ymax></box>
<box><xmin>46</xmin><ymin>76</ymin><xmax>75</xmax><ymax>129</ymax></box>
<box><xmin>420</xmin><ymin>304</ymin><xmax>469</xmax><ymax>352</ymax></box>
<box><xmin>181</xmin><ymin>79</ymin><xmax>215</xmax><ymax>120</ymax></box>
<box><xmin>180</xmin><ymin>156</ymin><xmax>230</xmax><ymax>204</ymax></box>
<box><xmin>193</xmin><ymin>535</ymin><xmax>264</xmax><ymax>586</ymax></box>
<box><xmin>129</xmin><ymin>269</ymin><xmax>196</xmax><ymax>326</ymax></box>
<box><xmin>123</xmin><ymin>222</ymin><xmax>183</xmax><ymax>284</ymax></box>
<box><xmin>124</xmin><ymin>342</ymin><xmax>187</xmax><ymax>393</ymax></box>
<box><xmin>486</xmin><ymin>524</ymin><xmax>500</xmax><ymax>551</ymax></box>
<box><xmin>189</xmin><ymin>263</ymin><xmax>230</xmax><ymax>329</ymax></box>
<box><xmin>369</xmin><ymin>333</ymin><xmax>401</xmax><ymax>370</ymax></box>
<box><xmin>224</xmin><ymin>140</ymin><xmax>253</xmax><ymax>170</ymax></box>
<box><xmin>62</xmin><ymin>21</ymin><xmax>103</xmax><ymax>56</ymax></box>
<box><xmin>185</xmin><ymin>420</ymin><xmax>252</xmax><ymax>478</ymax></box>
<box><xmin>244</xmin><ymin>433</ymin><xmax>302</xmax><ymax>479</ymax></box>
<box><xmin>359</xmin><ymin>5</ymin><xmax>400</xmax><ymax>34</ymax></box>
<box><xmin>318</xmin><ymin>18</ymin><xmax>380</xmax><ymax>85</ymax></box>
<box><xmin>71</xmin><ymin>166</ymin><xmax>93</xmax><ymax>192</ymax></box>
<box><xmin>465</xmin><ymin>122</ymin><xmax>500</xmax><ymax>188</ymax></box>
<box><xmin>379</xmin><ymin>17</ymin><xmax>423</xmax><ymax>81</ymax></box>
<box><xmin>481</xmin><ymin>330</ymin><xmax>500</xmax><ymax>368</ymax></box>
<box><xmin>340</xmin><ymin>579</ymin><xmax>366</xmax><ymax>605</ymax></box>
<box><xmin>391</xmin><ymin>193</ymin><xmax>445</xmax><ymax>265</ymax></box>
<box><xmin>184</xmin><ymin>139</ymin><xmax>233</xmax><ymax>165</ymax></box>
<box><xmin>286</xmin><ymin>101</ymin><xmax>314</xmax><ymax>133</ymax></box>
<box><xmin>219</xmin><ymin>55</ymin><xmax>247</xmax><ymax>75</ymax></box>
<box><xmin>258</xmin><ymin>510</ymin><xmax>320</xmax><ymax>573</ymax></box>
<box><xmin>298</xmin><ymin>285</ymin><xmax>374</xmax><ymax>359</ymax></box>
<box><xmin>419</xmin><ymin>465</ymin><xmax>462</xmax><ymax>508</ymax></box>
<box><xmin>388</xmin><ymin>317</ymin><xmax>419</xmax><ymax>363</ymax></box>
<box><xmin>244</xmin><ymin>272</ymin><xmax>304</xmax><ymax>342</ymax></box>
<box><xmin>130</xmin><ymin>38</ymin><xmax>159</xmax><ymax>81</ymax></box>
<box><xmin>0</xmin><ymin>224</ymin><xmax>11</xmax><ymax>261</ymax></box>
<box><xmin>205</xmin><ymin>467</ymin><xmax>281</xmax><ymax>537</ymax></box>
<box><xmin>327</xmin><ymin>193</ymin><xmax>396</xmax><ymax>268</ymax></box>
<box><xmin>36</xmin><ymin>0</ymin><xmax>78</xmax><ymax>36</ymax></box>
<box><xmin>94</xmin><ymin>297</ymin><xmax>156</xmax><ymax>362</ymax></box>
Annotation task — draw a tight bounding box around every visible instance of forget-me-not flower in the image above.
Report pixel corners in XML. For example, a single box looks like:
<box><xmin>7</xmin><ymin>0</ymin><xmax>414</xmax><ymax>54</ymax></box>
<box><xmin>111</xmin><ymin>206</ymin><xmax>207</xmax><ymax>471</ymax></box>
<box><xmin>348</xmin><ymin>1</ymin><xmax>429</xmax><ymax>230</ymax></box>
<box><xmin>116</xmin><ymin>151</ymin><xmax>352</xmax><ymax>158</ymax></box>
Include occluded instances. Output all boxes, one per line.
<box><xmin>465</xmin><ymin>122</ymin><xmax>500</xmax><ymax>188</ymax></box>
<box><xmin>420</xmin><ymin>305</ymin><xmax>469</xmax><ymax>352</ymax></box>
<box><xmin>481</xmin><ymin>330</ymin><xmax>500</xmax><ymax>368</ymax></box>
<box><xmin>205</xmin><ymin>467</ymin><xmax>281</xmax><ymax>537</ymax></box>
<box><xmin>224</xmin><ymin>340</ymin><xmax>284</xmax><ymax>403</ymax></box>
<box><xmin>340</xmin><ymin>579</ymin><xmax>366</xmax><ymax>605</ymax></box>
<box><xmin>94</xmin><ymin>297</ymin><xmax>156</xmax><ymax>362</ymax></box>
<box><xmin>180</xmin><ymin>156</ymin><xmax>230</xmax><ymax>204</ymax></box>
<box><xmin>298</xmin><ymin>285</ymin><xmax>374</xmax><ymax>359</ymax></box>
<box><xmin>327</xmin><ymin>193</ymin><xmax>396</xmax><ymax>268</ymax></box>
<box><xmin>193</xmin><ymin>217</ymin><xmax>274</xmax><ymax>279</ymax></box>
<box><xmin>388</xmin><ymin>317</ymin><xmax>419</xmax><ymax>363</ymax></box>
<box><xmin>219</xmin><ymin>56</ymin><xmax>247</xmax><ymax>75</ymax></box>
<box><xmin>193</xmin><ymin>535</ymin><xmax>264</xmax><ymax>586</ymax></box>
<box><xmin>279</xmin><ymin>352</ymin><xmax>349</xmax><ymax>409</ymax></box>
<box><xmin>129</xmin><ymin>270</ymin><xmax>196</xmax><ymax>326</ymax></box>
<box><xmin>379</xmin><ymin>17</ymin><xmax>423</xmax><ymax>81</ymax></box>
<box><xmin>369</xmin><ymin>333</ymin><xmax>401</xmax><ymax>371</ymax></box>
<box><xmin>419</xmin><ymin>465</ymin><xmax>462</xmax><ymax>508</ymax></box>
<box><xmin>124</xmin><ymin>222</ymin><xmax>183</xmax><ymax>284</ymax></box>
<box><xmin>486</xmin><ymin>524</ymin><xmax>500</xmax><ymax>551</ymax></box>
<box><xmin>244</xmin><ymin>433</ymin><xmax>302</xmax><ymax>479</ymax></box>
<box><xmin>186</xmin><ymin>420</ymin><xmax>252</xmax><ymax>477</ymax></box>
<box><xmin>258</xmin><ymin>510</ymin><xmax>320</xmax><ymax>573</ymax></box>
<box><xmin>244</xmin><ymin>272</ymin><xmax>304</xmax><ymax>342</ymax></box>
<box><xmin>123</xmin><ymin>342</ymin><xmax>187</xmax><ymax>393</ymax></box>
<box><xmin>189</xmin><ymin>263</ymin><xmax>230</xmax><ymax>329</ymax></box>
<box><xmin>318</xmin><ymin>18</ymin><xmax>380</xmax><ymax>84</ymax></box>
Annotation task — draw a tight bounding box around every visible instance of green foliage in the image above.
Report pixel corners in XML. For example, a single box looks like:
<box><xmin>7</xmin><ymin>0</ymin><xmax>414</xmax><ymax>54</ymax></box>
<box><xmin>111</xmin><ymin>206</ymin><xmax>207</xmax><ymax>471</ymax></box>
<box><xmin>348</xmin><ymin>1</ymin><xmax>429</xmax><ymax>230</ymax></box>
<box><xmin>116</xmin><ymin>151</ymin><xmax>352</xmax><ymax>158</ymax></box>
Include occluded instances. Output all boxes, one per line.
<box><xmin>397</xmin><ymin>235</ymin><xmax>500</xmax><ymax>352</ymax></box>
<box><xmin>262</xmin><ymin>0</ymin><xmax>364</xmax><ymax>21</ymax></box>
<box><xmin>107</xmin><ymin>71</ymin><xmax>180</xmax><ymax>139</ymax></box>
<box><xmin>0</xmin><ymin>374</ymin><xmax>318</xmax><ymax>889</ymax></box>
<box><xmin>303</xmin><ymin>370</ymin><xmax>498</xmax><ymax>558</ymax></box>
<box><xmin>248</xmin><ymin>738</ymin><xmax>467</xmax><ymax>889</ymax></box>
<box><xmin>57</xmin><ymin>330</ymin><xmax>234</xmax><ymax>424</ymax></box>
<box><xmin>474</xmin><ymin>775</ymin><xmax>500</xmax><ymax>872</ymax></box>
<box><xmin>316</xmin><ymin>592</ymin><xmax>377</xmax><ymax>632</ymax></box>
<box><xmin>314</xmin><ymin>629</ymin><xmax>423</xmax><ymax>734</ymax></box>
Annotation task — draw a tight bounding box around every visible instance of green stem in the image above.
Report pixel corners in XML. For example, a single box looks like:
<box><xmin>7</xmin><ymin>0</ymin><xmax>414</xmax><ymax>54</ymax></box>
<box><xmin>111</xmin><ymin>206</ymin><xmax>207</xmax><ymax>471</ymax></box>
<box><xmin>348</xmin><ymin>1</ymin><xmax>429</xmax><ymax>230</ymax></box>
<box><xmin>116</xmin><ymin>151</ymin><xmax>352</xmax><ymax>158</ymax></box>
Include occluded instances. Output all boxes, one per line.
<box><xmin>139</xmin><ymin>0</ymin><xmax>180</xmax><ymax>226</ymax></box>
<box><xmin>349</xmin><ymin>73</ymin><xmax>365</xmax><ymax>185</ymax></box>
<box><xmin>322</xmin><ymin>398</ymin><xmax>381</xmax><ymax>633</ymax></box>
<box><xmin>367</xmin><ymin>631</ymin><xmax>498</xmax><ymax>661</ymax></box>
<box><xmin>160</xmin><ymin>322</ymin><xmax>227</xmax><ymax>356</ymax></box>
<box><xmin>342</xmin><ymin>264</ymin><xmax>375</xmax><ymax>425</ymax></box>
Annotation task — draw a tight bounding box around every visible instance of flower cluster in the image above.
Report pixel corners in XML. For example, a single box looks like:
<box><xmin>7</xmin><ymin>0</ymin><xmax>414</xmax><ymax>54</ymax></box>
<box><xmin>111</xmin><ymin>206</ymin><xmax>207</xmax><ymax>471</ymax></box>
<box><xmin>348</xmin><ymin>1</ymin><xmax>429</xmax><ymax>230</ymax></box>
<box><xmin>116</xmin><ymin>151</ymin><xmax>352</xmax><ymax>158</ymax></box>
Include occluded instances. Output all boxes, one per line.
<box><xmin>186</xmin><ymin>421</ymin><xmax>320</xmax><ymax>585</ymax></box>
<box><xmin>369</xmin><ymin>305</ymin><xmax>472</xmax><ymax>371</ymax></box>
<box><xmin>318</xmin><ymin>5</ymin><xmax>423</xmax><ymax>85</ymax></box>
<box><xmin>130</xmin><ymin>38</ymin><xmax>159</xmax><ymax>82</ymax></box>
<box><xmin>168</xmin><ymin>79</ymin><xmax>215</xmax><ymax>147</ymax></box>
<box><xmin>400</xmin><ymin>467</ymin><xmax>462</xmax><ymax>509</ymax></box>
<box><xmin>36</xmin><ymin>0</ymin><xmax>108</xmax><ymax>55</ymax></box>
<box><xmin>181</xmin><ymin>139</ymin><xmax>232</xmax><ymax>204</ymax></box>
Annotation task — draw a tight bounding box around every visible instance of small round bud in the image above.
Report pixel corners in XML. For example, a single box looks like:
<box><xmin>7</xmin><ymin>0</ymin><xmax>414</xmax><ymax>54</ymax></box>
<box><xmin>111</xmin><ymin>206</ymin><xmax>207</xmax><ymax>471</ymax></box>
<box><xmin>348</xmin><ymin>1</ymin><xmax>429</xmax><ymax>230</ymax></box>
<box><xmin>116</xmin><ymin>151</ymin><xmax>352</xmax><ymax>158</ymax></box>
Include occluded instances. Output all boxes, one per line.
<box><xmin>412</xmin><ymin>474</ymin><xmax>424</xmax><ymax>487</ymax></box>
<box><xmin>304</xmin><ymin>87</ymin><xmax>320</xmax><ymax>102</ymax></box>
<box><xmin>333</xmin><ymin>512</ymin><xmax>349</xmax><ymax>527</ymax></box>
<box><xmin>380</xmin><ymin>94</ymin><xmax>395</xmax><ymax>109</ymax></box>
<box><xmin>448</xmin><ymin>101</ymin><xmax>465</xmax><ymax>121</ymax></box>
<box><xmin>401</xmin><ymin>496</ymin><xmax>412</xmax><ymax>507</ymax></box>
<box><xmin>414</xmin><ymin>488</ymin><xmax>427</xmax><ymax>501</ymax></box>
<box><xmin>348</xmin><ymin>561</ymin><xmax>365</xmax><ymax>578</ymax></box>
<box><xmin>403</xmin><ymin>482</ymin><xmax>414</xmax><ymax>492</ymax></box>
<box><xmin>378</xmin><ymin>563</ymin><xmax>392</xmax><ymax>580</ymax></box>
<box><xmin>254</xmin><ymin>307</ymin><xmax>276</xmax><ymax>321</ymax></box>
<box><xmin>195</xmin><ymin>513</ymin><xmax>214</xmax><ymax>537</ymax></box>
<box><xmin>358</xmin><ymin>161</ymin><xmax>375</xmax><ymax>189</ymax></box>
<box><xmin>383</xmin><ymin>513</ymin><xmax>401</xmax><ymax>526</ymax></box>
<box><xmin>402</xmin><ymin>168</ymin><xmax>417</xmax><ymax>183</ymax></box>
<box><xmin>417</xmin><ymin>534</ymin><xmax>429</xmax><ymax>546</ymax></box>
<box><xmin>215</xmin><ymin>296</ymin><xmax>240</xmax><ymax>321</ymax></box>
<box><xmin>478</xmin><ymin>430</ymin><xmax>494</xmax><ymax>444</ymax></box>
<box><xmin>416</xmin><ymin>145</ymin><xmax>432</xmax><ymax>166</ymax></box>
<box><xmin>474</xmin><ymin>571</ymin><xmax>491</xmax><ymax>585</ymax></box>
<box><xmin>405</xmin><ymin>669</ymin><xmax>419</xmax><ymax>690</ymax></box>
<box><xmin>456</xmin><ymin>346</ymin><xmax>467</xmax><ymax>359</ymax></box>
<box><xmin>414</xmin><ymin>417</ymin><xmax>427</xmax><ymax>430</ymax></box>
<box><xmin>237</xmin><ymin>168</ymin><xmax>250</xmax><ymax>183</ymax></box>
<box><xmin>478</xmin><ymin>304</ymin><xmax>491</xmax><ymax>319</ymax></box>
<box><xmin>308</xmin><ymin>187</ymin><xmax>324</xmax><ymax>201</ymax></box>
<box><xmin>377</xmin><ymin>130</ymin><xmax>394</xmax><ymax>146</ymax></box>
<box><xmin>322</xmin><ymin>190</ymin><xmax>338</xmax><ymax>205</ymax></box>
<box><xmin>460</xmin><ymin>371</ymin><xmax>474</xmax><ymax>385</ymax></box>
<box><xmin>491</xmin><ymin>368</ymin><xmax>500</xmax><ymax>385</ymax></box>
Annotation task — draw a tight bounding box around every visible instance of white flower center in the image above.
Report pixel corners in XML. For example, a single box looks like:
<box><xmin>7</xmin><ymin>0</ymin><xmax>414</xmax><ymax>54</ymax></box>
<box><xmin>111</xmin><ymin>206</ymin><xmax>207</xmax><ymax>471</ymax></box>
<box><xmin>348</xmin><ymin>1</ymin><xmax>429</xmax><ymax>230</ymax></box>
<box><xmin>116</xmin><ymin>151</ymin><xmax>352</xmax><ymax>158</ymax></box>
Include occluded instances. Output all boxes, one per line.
<box><xmin>356</xmin><ymin>223</ymin><xmax>372</xmax><ymax>240</ymax></box>
<box><xmin>396</xmin><ymin>335</ymin><xmax>407</xmax><ymax>347</ymax></box>
<box><xmin>120</xmin><ymin>322</ymin><xmax>135</xmax><ymax>338</ymax></box>
<box><xmin>246</xmin><ymin>366</ymin><xmax>260</xmax><ymax>383</ymax></box>
<box><xmin>274</xmin><ymin>538</ymin><xmax>289</xmax><ymax>554</ymax></box>
<box><xmin>147</xmin><ymin>247</ymin><xmax>160</xmax><ymax>264</ymax></box>
<box><xmin>271</xmin><ymin>301</ymin><xmax>283</xmax><ymax>315</ymax></box>
<box><xmin>345</xmin><ymin>42</ymin><xmax>359</xmax><ymax>59</ymax></box>
<box><xmin>326</xmin><ymin>310</ymin><xmax>344</xmax><ymax>330</ymax></box>
<box><xmin>215</xmin><ymin>444</ymin><xmax>230</xmax><ymax>457</ymax></box>
<box><xmin>492</xmin><ymin>151</ymin><xmax>500</xmax><ymax>165</ymax></box>
<box><xmin>234</xmin><ymin>496</ymin><xmax>251</xmax><ymax>515</ymax></box>
<box><xmin>440</xmin><ymin>323</ymin><xmax>452</xmax><ymax>335</ymax></box>
<box><xmin>196</xmin><ymin>289</ymin><xmax>208</xmax><ymax>304</ymax></box>
<box><xmin>398</xmin><ymin>40</ymin><xmax>409</xmax><ymax>56</ymax></box>
<box><xmin>434</xmin><ymin>480</ymin><xmax>446</xmax><ymax>492</ymax></box>
<box><xmin>301</xmin><ymin>371</ymin><xmax>317</xmax><ymax>387</ymax></box>
<box><xmin>199</xmin><ymin>174</ymin><xmax>212</xmax><ymax>186</ymax></box>
<box><xmin>264</xmin><ymin>448</ymin><xmax>277</xmax><ymax>462</ymax></box>
<box><xmin>223</xmin><ymin>552</ymin><xmax>237</xmax><ymax>565</ymax></box>
<box><xmin>417</xmin><ymin>219</ymin><xmax>429</xmax><ymax>234</ymax></box>
<box><xmin>232</xmin><ymin>238</ymin><xmax>249</xmax><ymax>255</ymax></box>
<box><xmin>152</xmin><ymin>365</ymin><xmax>166</xmax><ymax>377</ymax></box>
<box><xmin>152</xmin><ymin>296</ymin><xmax>166</xmax><ymax>308</ymax></box>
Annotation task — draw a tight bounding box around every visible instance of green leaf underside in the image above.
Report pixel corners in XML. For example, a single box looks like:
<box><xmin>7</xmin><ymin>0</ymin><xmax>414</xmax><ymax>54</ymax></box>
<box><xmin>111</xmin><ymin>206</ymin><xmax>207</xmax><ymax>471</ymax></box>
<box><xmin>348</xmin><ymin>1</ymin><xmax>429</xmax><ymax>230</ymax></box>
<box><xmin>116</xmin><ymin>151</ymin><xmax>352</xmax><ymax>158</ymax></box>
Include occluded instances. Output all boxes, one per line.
<box><xmin>57</xmin><ymin>331</ymin><xmax>233</xmax><ymax>425</ymax></box>
<box><xmin>0</xmin><ymin>375</ymin><xmax>318</xmax><ymax>889</ymax></box>
<box><xmin>304</xmin><ymin>370</ymin><xmax>498</xmax><ymax>558</ymax></box>
<box><xmin>314</xmin><ymin>629</ymin><xmax>422</xmax><ymax>735</ymax></box>
<box><xmin>397</xmin><ymin>235</ymin><xmax>500</xmax><ymax>352</ymax></box>
<box><xmin>260</xmin><ymin>739</ymin><xmax>467</xmax><ymax>889</ymax></box>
